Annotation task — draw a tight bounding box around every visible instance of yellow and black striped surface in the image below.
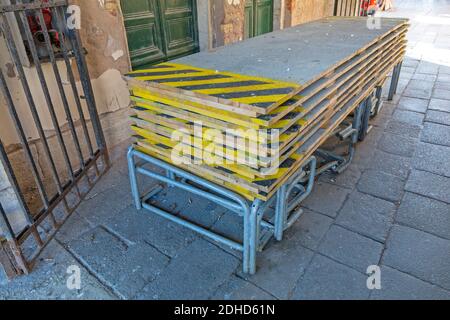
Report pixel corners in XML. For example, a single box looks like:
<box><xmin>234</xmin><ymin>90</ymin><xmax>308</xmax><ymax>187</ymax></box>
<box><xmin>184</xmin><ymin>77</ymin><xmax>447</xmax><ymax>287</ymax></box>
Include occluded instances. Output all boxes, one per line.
<box><xmin>126</xmin><ymin>63</ymin><xmax>302</xmax><ymax>115</ymax></box>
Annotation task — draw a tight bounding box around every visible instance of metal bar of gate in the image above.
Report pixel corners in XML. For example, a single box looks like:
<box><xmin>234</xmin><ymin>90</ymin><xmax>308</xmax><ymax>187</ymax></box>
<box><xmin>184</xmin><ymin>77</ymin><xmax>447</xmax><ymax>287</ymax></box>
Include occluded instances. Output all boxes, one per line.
<box><xmin>0</xmin><ymin>14</ymin><xmax>63</xmax><ymax>195</ymax></box>
<box><xmin>0</xmin><ymin>137</ymin><xmax>33</xmax><ymax>225</ymax></box>
<box><xmin>70</xmin><ymin>24</ymin><xmax>109</xmax><ymax>156</ymax></box>
<box><xmin>0</xmin><ymin>203</ymin><xmax>14</xmax><ymax>242</ymax></box>
<box><xmin>53</xmin><ymin>6</ymin><xmax>95</xmax><ymax>159</ymax></box>
<box><xmin>0</xmin><ymin>70</ymin><xmax>49</xmax><ymax>212</ymax></box>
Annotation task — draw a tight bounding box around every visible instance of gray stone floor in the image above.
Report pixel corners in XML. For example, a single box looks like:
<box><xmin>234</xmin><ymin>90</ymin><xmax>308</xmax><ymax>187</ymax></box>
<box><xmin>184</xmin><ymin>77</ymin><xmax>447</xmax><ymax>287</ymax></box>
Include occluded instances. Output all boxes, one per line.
<box><xmin>1</xmin><ymin>0</ymin><xmax>450</xmax><ymax>300</ymax></box>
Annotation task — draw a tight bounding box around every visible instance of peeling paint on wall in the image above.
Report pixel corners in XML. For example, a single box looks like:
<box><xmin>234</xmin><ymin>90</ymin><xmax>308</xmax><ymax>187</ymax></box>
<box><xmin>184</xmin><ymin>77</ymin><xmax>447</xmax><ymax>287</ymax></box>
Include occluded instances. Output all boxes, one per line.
<box><xmin>5</xmin><ymin>63</ymin><xmax>15</xmax><ymax>78</ymax></box>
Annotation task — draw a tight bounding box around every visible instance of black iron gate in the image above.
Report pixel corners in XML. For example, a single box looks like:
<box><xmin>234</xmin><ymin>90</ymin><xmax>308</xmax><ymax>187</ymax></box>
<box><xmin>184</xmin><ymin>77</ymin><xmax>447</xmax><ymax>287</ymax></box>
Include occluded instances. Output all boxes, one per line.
<box><xmin>0</xmin><ymin>0</ymin><xmax>109</xmax><ymax>278</ymax></box>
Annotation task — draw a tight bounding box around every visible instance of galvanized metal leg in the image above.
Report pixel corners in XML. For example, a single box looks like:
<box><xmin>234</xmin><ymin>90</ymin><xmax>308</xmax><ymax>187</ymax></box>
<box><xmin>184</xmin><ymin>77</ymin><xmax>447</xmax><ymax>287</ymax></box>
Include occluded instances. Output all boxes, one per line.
<box><xmin>246</xmin><ymin>199</ymin><xmax>262</xmax><ymax>275</ymax></box>
<box><xmin>388</xmin><ymin>62</ymin><xmax>402</xmax><ymax>101</ymax></box>
<box><xmin>127</xmin><ymin>147</ymin><xmax>142</xmax><ymax>210</ymax></box>
<box><xmin>167</xmin><ymin>170</ymin><xmax>176</xmax><ymax>188</ymax></box>
<box><xmin>359</xmin><ymin>96</ymin><xmax>373</xmax><ymax>142</ymax></box>
<box><xmin>274</xmin><ymin>185</ymin><xmax>287</xmax><ymax>241</ymax></box>
<box><xmin>274</xmin><ymin>156</ymin><xmax>317</xmax><ymax>242</ymax></box>
<box><xmin>371</xmin><ymin>85</ymin><xmax>384</xmax><ymax>118</ymax></box>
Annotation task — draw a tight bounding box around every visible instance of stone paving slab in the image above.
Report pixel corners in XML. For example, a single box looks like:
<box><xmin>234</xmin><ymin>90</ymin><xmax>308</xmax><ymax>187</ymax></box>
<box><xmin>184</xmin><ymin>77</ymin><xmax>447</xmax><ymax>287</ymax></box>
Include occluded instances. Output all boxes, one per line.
<box><xmin>416</xmin><ymin>62</ymin><xmax>440</xmax><ymax>75</ymax></box>
<box><xmin>66</xmin><ymin>226</ymin><xmax>170</xmax><ymax>299</ymax></box>
<box><xmin>282</xmin><ymin>209</ymin><xmax>333</xmax><ymax>251</ymax></box>
<box><xmin>403</xmin><ymin>80</ymin><xmax>434</xmax><ymax>99</ymax></box>
<box><xmin>317</xmin><ymin>225</ymin><xmax>384</xmax><ymax>273</ymax></box>
<box><xmin>431</xmin><ymin>90</ymin><xmax>450</xmax><ymax>103</ymax></box>
<box><xmin>397</xmin><ymin>192</ymin><xmax>450</xmax><ymax>240</ymax></box>
<box><xmin>368</xmin><ymin>150</ymin><xmax>412</xmax><ymax>179</ymax></box>
<box><xmin>397</xmin><ymin>96</ymin><xmax>430</xmax><ymax>113</ymax></box>
<box><xmin>0</xmin><ymin>241</ymin><xmax>116</xmax><ymax>300</ymax></box>
<box><xmin>425</xmin><ymin>110</ymin><xmax>450</xmax><ymax>126</ymax></box>
<box><xmin>318</xmin><ymin>164</ymin><xmax>362</xmax><ymax>190</ymax></box>
<box><xmin>370</xmin><ymin>266</ymin><xmax>450</xmax><ymax>300</ymax></box>
<box><xmin>291</xmin><ymin>254</ymin><xmax>370</xmax><ymax>300</ymax></box>
<box><xmin>411</xmin><ymin>73</ymin><xmax>437</xmax><ymax>82</ymax></box>
<box><xmin>240</xmin><ymin>237</ymin><xmax>315</xmax><ymax>299</ymax></box>
<box><xmin>412</xmin><ymin>142</ymin><xmax>450</xmax><ymax>178</ymax></box>
<box><xmin>421</xmin><ymin>122</ymin><xmax>450</xmax><ymax>147</ymax></box>
<box><xmin>335</xmin><ymin>191</ymin><xmax>395</xmax><ymax>243</ymax></box>
<box><xmin>405</xmin><ymin>170</ymin><xmax>450</xmax><ymax>204</ymax></box>
<box><xmin>136</xmin><ymin>239</ymin><xmax>239</xmax><ymax>300</ymax></box>
<box><xmin>437</xmin><ymin>74</ymin><xmax>450</xmax><ymax>82</ymax></box>
<box><xmin>357</xmin><ymin>170</ymin><xmax>405</xmax><ymax>203</ymax></box>
<box><xmin>435</xmin><ymin>81</ymin><xmax>450</xmax><ymax>91</ymax></box>
<box><xmin>384</xmin><ymin>120</ymin><xmax>422</xmax><ymax>139</ymax></box>
<box><xmin>377</xmin><ymin>133</ymin><xmax>417</xmax><ymax>157</ymax></box>
<box><xmin>301</xmin><ymin>182</ymin><xmax>350</xmax><ymax>218</ymax></box>
<box><xmin>104</xmin><ymin>205</ymin><xmax>198</xmax><ymax>258</ymax></box>
<box><xmin>392</xmin><ymin>109</ymin><xmax>425</xmax><ymax>126</ymax></box>
<box><xmin>383</xmin><ymin>225</ymin><xmax>450</xmax><ymax>291</ymax></box>
<box><xmin>211</xmin><ymin>276</ymin><xmax>275</xmax><ymax>300</ymax></box>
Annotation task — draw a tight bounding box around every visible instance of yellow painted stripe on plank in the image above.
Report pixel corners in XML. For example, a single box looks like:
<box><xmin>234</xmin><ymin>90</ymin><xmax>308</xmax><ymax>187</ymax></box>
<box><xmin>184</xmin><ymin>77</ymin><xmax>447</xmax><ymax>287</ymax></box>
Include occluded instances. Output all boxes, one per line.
<box><xmin>133</xmin><ymin>71</ymin><xmax>215</xmax><ymax>81</ymax></box>
<box><xmin>131</xmin><ymin>89</ymin><xmax>260</xmax><ymax>129</ymax></box>
<box><xmin>133</xmin><ymin>104</ymin><xmax>235</xmax><ymax>132</ymax></box>
<box><xmin>132</xmin><ymin>129</ymin><xmax>263</xmax><ymax>178</ymax></box>
<box><xmin>167</xmin><ymin>63</ymin><xmax>300</xmax><ymax>88</ymax></box>
<box><xmin>160</xmin><ymin>78</ymin><xmax>255</xmax><ymax>87</ymax></box>
<box><xmin>133</xmin><ymin>108</ymin><xmax>298</xmax><ymax>148</ymax></box>
<box><xmin>194</xmin><ymin>83</ymin><xmax>295</xmax><ymax>95</ymax></box>
<box><xmin>232</xmin><ymin>94</ymin><xmax>290</xmax><ymax>104</ymax></box>
<box><xmin>135</xmin><ymin>145</ymin><xmax>259</xmax><ymax>201</ymax></box>
<box><xmin>135</xmin><ymin>134</ymin><xmax>258</xmax><ymax>183</ymax></box>
<box><xmin>127</xmin><ymin>67</ymin><xmax>178</xmax><ymax>75</ymax></box>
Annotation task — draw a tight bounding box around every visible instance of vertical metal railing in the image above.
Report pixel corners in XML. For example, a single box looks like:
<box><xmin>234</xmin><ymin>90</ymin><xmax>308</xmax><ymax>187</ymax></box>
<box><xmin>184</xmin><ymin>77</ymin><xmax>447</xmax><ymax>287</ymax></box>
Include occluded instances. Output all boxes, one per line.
<box><xmin>0</xmin><ymin>0</ymin><xmax>110</xmax><ymax>278</ymax></box>
<box><xmin>334</xmin><ymin>0</ymin><xmax>369</xmax><ymax>17</ymax></box>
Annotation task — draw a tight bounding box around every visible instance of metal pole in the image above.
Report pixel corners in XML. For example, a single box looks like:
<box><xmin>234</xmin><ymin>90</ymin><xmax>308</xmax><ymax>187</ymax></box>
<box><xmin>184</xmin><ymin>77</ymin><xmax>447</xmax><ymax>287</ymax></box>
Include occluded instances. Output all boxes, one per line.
<box><xmin>0</xmin><ymin>14</ymin><xmax>62</xmax><ymax>195</ymax></box>
<box><xmin>0</xmin><ymin>70</ymin><xmax>49</xmax><ymax>211</ymax></box>
<box><xmin>53</xmin><ymin>6</ymin><xmax>95</xmax><ymax>158</ymax></box>
<box><xmin>70</xmin><ymin>24</ymin><xmax>109</xmax><ymax>162</ymax></box>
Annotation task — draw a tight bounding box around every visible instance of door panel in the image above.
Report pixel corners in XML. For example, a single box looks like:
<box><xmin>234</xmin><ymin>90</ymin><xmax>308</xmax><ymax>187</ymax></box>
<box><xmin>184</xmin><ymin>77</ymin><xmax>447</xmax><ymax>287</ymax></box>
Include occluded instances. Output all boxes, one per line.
<box><xmin>159</xmin><ymin>0</ymin><xmax>199</xmax><ymax>60</ymax></box>
<box><xmin>121</xmin><ymin>0</ymin><xmax>166</xmax><ymax>69</ymax></box>
<box><xmin>245</xmin><ymin>0</ymin><xmax>273</xmax><ymax>39</ymax></box>
<box><xmin>244</xmin><ymin>0</ymin><xmax>254</xmax><ymax>39</ymax></box>
<box><xmin>255</xmin><ymin>0</ymin><xmax>273</xmax><ymax>36</ymax></box>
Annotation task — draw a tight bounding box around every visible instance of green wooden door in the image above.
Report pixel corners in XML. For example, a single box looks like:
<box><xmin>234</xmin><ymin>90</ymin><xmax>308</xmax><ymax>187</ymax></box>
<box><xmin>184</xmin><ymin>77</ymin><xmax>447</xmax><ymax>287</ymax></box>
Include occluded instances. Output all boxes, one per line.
<box><xmin>245</xmin><ymin>0</ymin><xmax>273</xmax><ymax>39</ymax></box>
<box><xmin>121</xmin><ymin>0</ymin><xmax>199</xmax><ymax>70</ymax></box>
<box><xmin>159</xmin><ymin>0</ymin><xmax>199</xmax><ymax>60</ymax></box>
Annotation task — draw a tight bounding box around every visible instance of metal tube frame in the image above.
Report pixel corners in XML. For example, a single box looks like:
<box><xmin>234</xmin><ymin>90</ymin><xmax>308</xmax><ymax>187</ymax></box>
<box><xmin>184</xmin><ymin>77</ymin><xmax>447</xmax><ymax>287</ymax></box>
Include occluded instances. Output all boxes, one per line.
<box><xmin>388</xmin><ymin>61</ymin><xmax>403</xmax><ymax>101</ymax></box>
<box><xmin>128</xmin><ymin>147</ymin><xmax>316</xmax><ymax>274</ymax></box>
<box><xmin>274</xmin><ymin>156</ymin><xmax>317</xmax><ymax>241</ymax></box>
<box><xmin>314</xmin><ymin>100</ymin><xmax>366</xmax><ymax>176</ymax></box>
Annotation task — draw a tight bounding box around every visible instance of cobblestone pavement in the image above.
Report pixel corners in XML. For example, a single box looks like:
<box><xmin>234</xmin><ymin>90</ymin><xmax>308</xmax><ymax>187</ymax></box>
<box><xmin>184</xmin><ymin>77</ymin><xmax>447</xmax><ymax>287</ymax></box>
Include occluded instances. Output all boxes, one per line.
<box><xmin>1</xmin><ymin>0</ymin><xmax>450</xmax><ymax>300</ymax></box>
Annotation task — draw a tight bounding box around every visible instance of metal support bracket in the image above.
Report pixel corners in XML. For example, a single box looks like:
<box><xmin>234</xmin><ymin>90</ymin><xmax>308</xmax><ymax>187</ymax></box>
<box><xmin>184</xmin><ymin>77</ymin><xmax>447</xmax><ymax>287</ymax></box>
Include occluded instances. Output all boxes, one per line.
<box><xmin>128</xmin><ymin>147</ymin><xmax>317</xmax><ymax>274</ymax></box>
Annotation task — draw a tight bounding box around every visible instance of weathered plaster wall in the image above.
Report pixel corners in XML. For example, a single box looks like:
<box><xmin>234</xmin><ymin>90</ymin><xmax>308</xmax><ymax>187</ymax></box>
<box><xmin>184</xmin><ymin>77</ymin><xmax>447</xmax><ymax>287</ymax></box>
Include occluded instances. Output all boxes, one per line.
<box><xmin>285</xmin><ymin>0</ymin><xmax>335</xmax><ymax>27</ymax></box>
<box><xmin>211</xmin><ymin>0</ymin><xmax>246</xmax><ymax>48</ymax></box>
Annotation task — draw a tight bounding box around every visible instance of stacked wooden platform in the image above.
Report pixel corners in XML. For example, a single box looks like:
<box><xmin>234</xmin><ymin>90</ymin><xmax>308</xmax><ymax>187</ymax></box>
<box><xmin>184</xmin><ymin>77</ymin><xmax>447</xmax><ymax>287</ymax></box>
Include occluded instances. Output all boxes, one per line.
<box><xmin>125</xmin><ymin>17</ymin><xmax>409</xmax><ymax>201</ymax></box>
